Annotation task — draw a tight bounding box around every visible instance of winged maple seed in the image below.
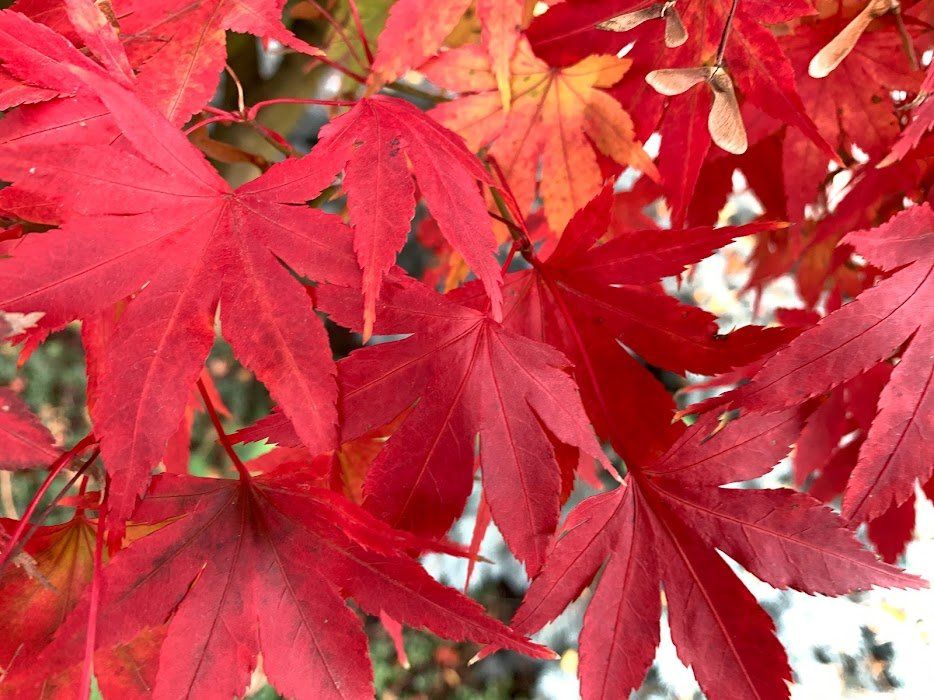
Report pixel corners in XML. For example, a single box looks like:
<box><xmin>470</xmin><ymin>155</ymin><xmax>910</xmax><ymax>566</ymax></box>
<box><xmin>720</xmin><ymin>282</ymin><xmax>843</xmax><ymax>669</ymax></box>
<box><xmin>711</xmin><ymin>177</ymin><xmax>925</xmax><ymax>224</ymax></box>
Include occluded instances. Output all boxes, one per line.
<box><xmin>596</xmin><ymin>0</ymin><xmax>687</xmax><ymax>48</ymax></box>
<box><xmin>646</xmin><ymin>65</ymin><xmax>747</xmax><ymax>154</ymax></box>
<box><xmin>808</xmin><ymin>0</ymin><xmax>901</xmax><ymax>78</ymax></box>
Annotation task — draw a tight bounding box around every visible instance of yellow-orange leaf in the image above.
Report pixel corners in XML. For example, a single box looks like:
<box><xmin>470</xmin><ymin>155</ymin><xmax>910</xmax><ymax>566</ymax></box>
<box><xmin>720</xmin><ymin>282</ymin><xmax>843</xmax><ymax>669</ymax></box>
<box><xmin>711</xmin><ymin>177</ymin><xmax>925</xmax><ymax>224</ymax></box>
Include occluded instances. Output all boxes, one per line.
<box><xmin>425</xmin><ymin>41</ymin><xmax>658</xmax><ymax>231</ymax></box>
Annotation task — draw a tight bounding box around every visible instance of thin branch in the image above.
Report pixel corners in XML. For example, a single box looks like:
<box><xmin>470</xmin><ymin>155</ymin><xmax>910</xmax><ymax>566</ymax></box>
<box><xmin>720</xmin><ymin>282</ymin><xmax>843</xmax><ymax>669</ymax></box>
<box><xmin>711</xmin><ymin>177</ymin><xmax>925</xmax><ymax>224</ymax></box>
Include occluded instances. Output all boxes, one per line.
<box><xmin>0</xmin><ymin>435</ymin><xmax>97</xmax><ymax>570</ymax></box>
<box><xmin>18</xmin><ymin>456</ymin><xmax>97</xmax><ymax>556</ymax></box>
<box><xmin>185</xmin><ymin>115</ymin><xmax>236</xmax><ymax>135</ymax></box>
<box><xmin>893</xmin><ymin>6</ymin><xmax>920</xmax><ymax>72</ymax></box>
<box><xmin>246</xmin><ymin>122</ymin><xmax>299</xmax><ymax>158</ymax></box>
<box><xmin>485</xmin><ymin>155</ymin><xmax>534</xmax><ymax>259</ymax></box>
<box><xmin>79</xmin><ymin>479</ymin><xmax>107</xmax><ymax>700</ymax></box>
<box><xmin>500</xmin><ymin>241</ymin><xmax>520</xmax><ymax>274</ymax></box>
<box><xmin>197</xmin><ymin>378</ymin><xmax>251</xmax><ymax>481</ymax></box>
<box><xmin>384</xmin><ymin>80</ymin><xmax>452</xmax><ymax>104</ymax></box>
<box><xmin>347</xmin><ymin>0</ymin><xmax>375</xmax><ymax>65</ymax></box>
<box><xmin>312</xmin><ymin>54</ymin><xmax>368</xmax><ymax>84</ymax></box>
<box><xmin>488</xmin><ymin>211</ymin><xmax>527</xmax><ymax>238</ymax></box>
<box><xmin>225</xmin><ymin>64</ymin><xmax>247</xmax><ymax>114</ymax></box>
<box><xmin>304</xmin><ymin>0</ymin><xmax>368</xmax><ymax>69</ymax></box>
<box><xmin>715</xmin><ymin>0</ymin><xmax>741</xmax><ymax>66</ymax></box>
<box><xmin>246</xmin><ymin>97</ymin><xmax>357</xmax><ymax>120</ymax></box>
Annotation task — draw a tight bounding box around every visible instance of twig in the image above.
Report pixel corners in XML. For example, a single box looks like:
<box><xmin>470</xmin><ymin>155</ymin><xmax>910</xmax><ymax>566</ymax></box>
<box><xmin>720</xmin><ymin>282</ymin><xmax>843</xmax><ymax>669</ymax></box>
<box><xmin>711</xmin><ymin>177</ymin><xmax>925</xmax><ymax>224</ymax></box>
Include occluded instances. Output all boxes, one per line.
<box><xmin>197</xmin><ymin>378</ymin><xmax>251</xmax><ymax>480</ymax></box>
<box><xmin>384</xmin><ymin>80</ymin><xmax>451</xmax><ymax>104</ymax></box>
<box><xmin>893</xmin><ymin>5</ymin><xmax>919</xmax><ymax>72</ymax></box>
<box><xmin>715</xmin><ymin>0</ymin><xmax>741</xmax><ymax>66</ymax></box>
<box><xmin>225</xmin><ymin>64</ymin><xmax>247</xmax><ymax>114</ymax></box>
<box><xmin>17</xmin><ymin>456</ymin><xmax>97</xmax><ymax>559</ymax></box>
<box><xmin>313</xmin><ymin>54</ymin><xmax>368</xmax><ymax>84</ymax></box>
<box><xmin>500</xmin><ymin>241</ymin><xmax>520</xmax><ymax>274</ymax></box>
<box><xmin>246</xmin><ymin>122</ymin><xmax>299</xmax><ymax>158</ymax></box>
<box><xmin>246</xmin><ymin>97</ymin><xmax>357</xmax><ymax>119</ymax></box>
<box><xmin>304</xmin><ymin>0</ymin><xmax>368</xmax><ymax>69</ymax></box>
<box><xmin>185</xmin><ymin>115</ymin><xmax>236</xmax><ymax>135</ymax></box>
<box><xmin>79</xmin><ymin>478</ymin><xmax>107</xmax><ymax>700</ymax></box>
<box><xmin>347</xmin><ymin>0</ymin><xmax>375</xmax><ymax>65</ymax></box>
<box><xmin>0</xmin><ymin>435</ymin><xmax>97</xmax><ymax>570</ymax></box>
<box><xmin>488</xmin><ymin>211</ymin><xmax>527</xmax><ymax>238</ymax></box>
<box><xmin>485</xmin><ymin>155</ymin><xmax>533</xmax><ymax>259</ymax></box>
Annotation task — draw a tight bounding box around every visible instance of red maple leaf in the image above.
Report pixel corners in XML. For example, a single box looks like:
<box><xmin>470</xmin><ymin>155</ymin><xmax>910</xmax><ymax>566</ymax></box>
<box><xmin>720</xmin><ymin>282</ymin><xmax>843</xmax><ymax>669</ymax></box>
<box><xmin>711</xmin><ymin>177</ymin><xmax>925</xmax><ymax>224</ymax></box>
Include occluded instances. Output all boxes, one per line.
<box><xmin>525</xmin><ymin>0</ymin><xmax>835</xmax><ymax>227</ymax></box>
<box><xmin>726</xmin><ymin>204</ymin><xmax>933</xmax><ymax>523</ymax></box>
<box><xmin>423</xmin><ymin>39</ymin><xmax>658</xmax><ymax>231</ymax></box>
<box><xmin>367</xmin><ymin>0</ymin><xmax>525</xmax><ymax>93</ymax></box>
<box><xmin>313</xmin><ymin>274</ymin><xmax>608</xmax><ymax>575</ymax></box>
<box><xmin>305</xmin><ymin>94</ymin><xmax>504</xmax><ymax>339</ymax></box>
<box><xmin>0</xmin><ymin>387</ymin><xmax>59</xmax><ymax>470</ymax></box>
<box><xmin>0</xmin><ymin>513</ymin><xmax>168</xmax><ymax>699</ymax></box>
<box><xmin>0</xmin><ymin>0</ymin><xmax>320</xmax><ymax>147</ymax></box>
<box><xmin>3</xmin><ymin>469</ymin><xmax>550</xmax><ymax>698</ymax></box>
<box><xmin>455</xmin><ymin>188</ymin><xmax>792</xmax><ymax>466</ymax></box>
<box><xmin>501</xmin><ymin>410</ymin><xmax>924</xmax><ymax>699</ymax></box>
<box><xmin>778</xmin><ymin>11</ymin><xmax>923</xmax><ymax>218</ymax></box>
<box><xmin>249</xmin><ymin>272</ymin><xmax>610</xmax><ymax>575</ymax></box>
<box><xmin>0</xmin><ymin>23</ymin><xmax>359</xmax><ymax>525</ymax></box>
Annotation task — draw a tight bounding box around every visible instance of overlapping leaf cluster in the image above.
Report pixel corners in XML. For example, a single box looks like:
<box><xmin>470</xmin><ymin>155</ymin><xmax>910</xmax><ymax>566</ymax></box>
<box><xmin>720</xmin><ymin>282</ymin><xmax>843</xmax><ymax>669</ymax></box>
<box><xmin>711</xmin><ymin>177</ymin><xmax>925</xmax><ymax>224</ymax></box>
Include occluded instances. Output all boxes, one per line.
<box><xmin>0</xmin><ymin>1</ymin><xmax>930</xmax><ymax>699</ymax></box>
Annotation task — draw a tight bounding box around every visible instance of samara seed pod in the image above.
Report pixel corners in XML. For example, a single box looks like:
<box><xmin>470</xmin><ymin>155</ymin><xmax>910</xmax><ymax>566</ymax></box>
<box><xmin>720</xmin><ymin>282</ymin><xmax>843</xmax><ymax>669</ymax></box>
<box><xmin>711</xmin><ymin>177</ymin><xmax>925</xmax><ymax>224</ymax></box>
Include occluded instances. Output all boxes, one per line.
<box><xmin>646</xmin><ymin>66</ymin><xmax>748</xmax><ymax>154</ymax></box>
<box><xmin>808</xmin><ymin>0</ymin><xmax>899</xmax><ymax>78</ymax></box>
<box><xmin>597</xmin><ymin>1</ymin><xmax>688</xmax><ymax>48</ymax></box>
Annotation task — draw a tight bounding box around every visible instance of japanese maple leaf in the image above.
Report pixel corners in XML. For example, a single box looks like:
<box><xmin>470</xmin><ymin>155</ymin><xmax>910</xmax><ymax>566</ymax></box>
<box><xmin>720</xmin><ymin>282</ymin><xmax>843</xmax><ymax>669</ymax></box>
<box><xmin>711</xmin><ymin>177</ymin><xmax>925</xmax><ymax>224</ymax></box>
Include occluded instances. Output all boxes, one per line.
<box><xmin>305</xmin><ymin>94</ymin><xmax>503</xmax><ymax>339</ymax></box>
<box><xmin>0</xmin><ymin>387</ymin><xmax>59</xmax><ymax>469</ymax></box>
<box><xmin>526</xmin><ymin>0</ymin><xmax>834</xmax><ymax>226</ymax></box>
<box><xmin>423</xmin><ymin>39</ymin><xmax>658</xmax><ymax>231</ymax></box>
<box><xmin>778</xmin><ymin>12</ymin><xmax>923</xmax><ymax>218</ymax></box>
<box><xmin>868</xmin><ymin>479</ymin><xmax>934</xmax><ymax>563</ymax></box>
<box><xmin>498</xmin><ymin>409</ymin><xmax>924</xmax><ymax>700</ymax></box>
<box><xmin>0</xmin><ymin>7</ymin><xmax>127</xmax><ymax>148</ymax></box>
<box><xmin>880</xmin><ymin>62</ymin><xmax>934</xmax><ymax>167</ymax></box>
<box><xmin>115</xmin><ymin>0</ymin><xmax>321</xmax><ymax>124</ymax></box>
<box><xmin>0</xmin><ymin>514</ymin><xmax>166</xmax><ymax>699</ymax></box>
<box><xmin>368</xmin><ymin>0</ymin><xmax>525</xmax><ymax>92</ymax></box>
<box><xmin>734</xmin><ymin>145</ymin><xmax>932</xmax><ymax>306</ymax></box>
<box><xmin>0</xmin><ymin>0</ymin><xmax>84</xmax><ymax>109</ymax></box>
<box><xmin>0</xmin><ymin>516</ymin><xmax>96</xmax><ymax>670</ymax></box>
<box><xmin>81</xmin><ymin>298</ymin><xmax>228</xmax><ymax>477</ymax></box>
<box><xmin>308</xmin><ymin>273</ymin><xmax>609</xmax><ymax>575</ymax></box>
<box><xmin>0</xmin><ymin>0</ymin><xmax>319</xmax><ymax>148</ymax></box>
<box><xmin>454</xmin><ymin>189</ymin><xmax>793</xmax><ymax>466</ymax></box>
<box><xmin>6</xmin><ymin>470</ymin><xmax>550</xmax><ymax>699</ymax></box>
<box><xmin>725</xmin><ymin>204</ymin><xmax>933</xmax><ymax>523</ymax></box>
<box><xmin>790</xmin><ymin>357</ymin><xmax>933</xmax><ymax>563</ymax></box>
<box><xmin>368</xmin><ymin>0</ymin><xmax>472</xmax><ymax>86</ymax></box>
<box><xmin>0</xmin><ymin>26</ymin><xmax>361</xmax><ymax>526</ymax></box>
